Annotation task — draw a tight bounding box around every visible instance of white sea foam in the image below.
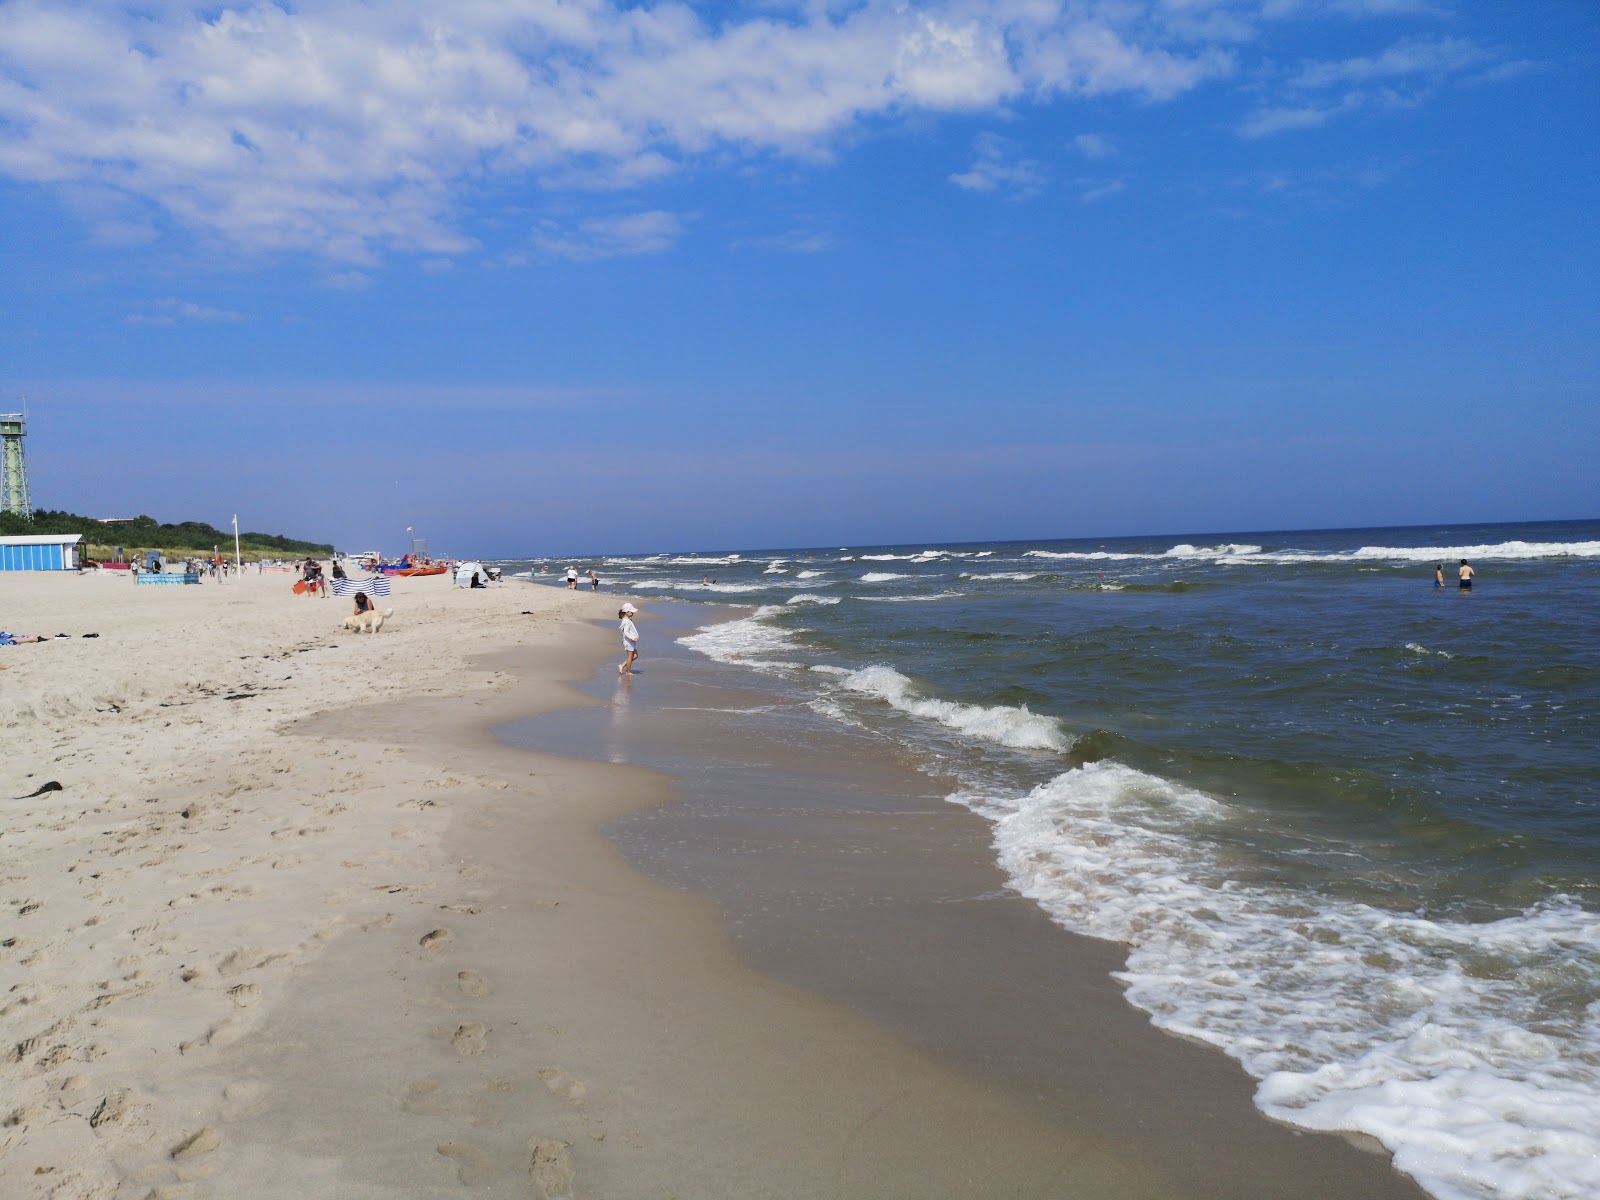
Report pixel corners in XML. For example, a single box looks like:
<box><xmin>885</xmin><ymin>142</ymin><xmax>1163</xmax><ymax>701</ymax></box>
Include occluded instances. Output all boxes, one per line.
<box><xmin>1405</xmin><ymin>643</ymin><xmax>1455</xmax><ymax>659</ymax></box>
<box><xmin>835</xmin><ymin>665</ymin><xmax>1072</xmax><ymax>752</ymax></box>
<box><xmin>785</xmin><ymin>594</ymin><xmax>839</xmax><ymax>606</ymax></box>
<box><xmin>1342</xmin><ymin>539</ymin><xmax>1600</xmax><ymax>561</ymax></box>
<box><xmin>625</xmin><ymin>577</ymin><xmax>828</xmax><ymax>595</ymax></box>
<box><xmin>1026</xmin><ymin>539</ymin><xmax>1600</xmax><ymax>566</ymax></box>
<box><xmin>1025</xmin><ymin>549</ymin><xmax>1156</xmax><ymax>561</ymax></box>
<box><xmin>1165</xmin><ymin>542</ymin><xmax>1264</xmax><ymax>557</ymax></box>
<box><xmin>956</xmin><ymin>763</ymin><xmax>1600</xmax><ymax>1200</ymax></box>
<box><xmin>859</xmin><ymin>591</ymin><xmax>966</xmax><ymax>602</ymax></box>
<box><xmin>764</xmin><ymin>560</ymin><xmax>788</xmax><ymax>574</ymax></box>
<box><xmin>677</xmin><ymin>606</ymin><xmax>801</xmax><ymax>670</ymax></box>
<box><xmin>1220</xmin><ymin>540</ymin><xmax>1600</xmax><ymax>566</ymax></box>
<box><xmin>960</xmin><ymin>571</ymin><xmax>1040</xmax><ymax>581</ymax></box>
<box><xmin>860</xmin><ymin>572</ymin><xmax>911</xmax><ymax>582</ymax></box>
<box><xmin>796</xmin><ymin>570</ymin><xmax>825</xmax><ymax>579</ymax></box>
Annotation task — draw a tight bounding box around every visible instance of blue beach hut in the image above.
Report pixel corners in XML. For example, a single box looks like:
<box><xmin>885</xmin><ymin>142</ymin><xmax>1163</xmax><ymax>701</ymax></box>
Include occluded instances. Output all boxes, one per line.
<box><xmin>0</xmin><ymin>534</ymin><xmax>82</xmax><ymax>571</ymax></box>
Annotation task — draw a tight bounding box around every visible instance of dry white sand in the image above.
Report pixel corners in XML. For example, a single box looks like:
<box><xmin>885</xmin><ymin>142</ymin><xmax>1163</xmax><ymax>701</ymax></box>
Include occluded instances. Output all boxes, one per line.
<box><xmin>0</xmin><ymin>570</ymin><xmax>608</xmax><ymax>1196</ymax></box>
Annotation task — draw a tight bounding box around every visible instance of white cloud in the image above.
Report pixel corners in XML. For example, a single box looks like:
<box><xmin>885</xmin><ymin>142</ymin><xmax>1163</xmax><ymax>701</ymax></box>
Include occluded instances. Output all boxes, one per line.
<box><xmin>0</xmin><ymin>1</ymin><xmax>1234</xmax><ymax>260</ymax></box>
<box><xmin>745</xmin><ymin>230</ymin><xmax>837</xmax><ymax>254</ymax></box>
<box><xmin>1290</xmin><ymin>36</ymin><xmax>1489</xmax><ymax>90</ymax></box>
<box><xmin>1240</xmin><ymin>33</ymin><xmax>1507</xmax><ymax>138</ymax></box>
<box><xmin>1080</xmin><ymin>177</ymin><xmax>1126</xmax><ymax>203</ymax></box>
<box><xmin>532</xmin><ymin>210</ymin><xmax>689</xmax><ymax>260</ymax></box>
<box><xmin>125</xmin><ymin>297</ymin><xmax>246</xmax><ymax>325</ymax></box>
<box><xmin>950</xmin><ymin>132</ymin><xmax>1044</xmax><ymax>196</ymax></box>
<box><xmin>1073</xmin><ymin>132</ymin><xmax>1115</xmax><ymax>159</ymax></box>
<box><xmin>320</xmin><ymin>271</ymin><xmax>371</xmax><ymax>291</ymax></box>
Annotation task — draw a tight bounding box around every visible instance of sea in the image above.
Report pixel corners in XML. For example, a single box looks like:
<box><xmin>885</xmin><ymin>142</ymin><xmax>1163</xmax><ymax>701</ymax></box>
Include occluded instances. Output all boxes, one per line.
<box><xmin>506</xmin><ymin>519</ymin><xmax>1600</xmax><ymax>1200</ymax></box>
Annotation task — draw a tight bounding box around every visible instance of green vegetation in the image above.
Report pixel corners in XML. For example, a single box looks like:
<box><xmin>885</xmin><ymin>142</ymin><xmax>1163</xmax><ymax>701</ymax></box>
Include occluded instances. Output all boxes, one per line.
<box><xmin>0</xmin><ymin>510</ymin><xmax>333</xmax><ymax>561</ymax></box>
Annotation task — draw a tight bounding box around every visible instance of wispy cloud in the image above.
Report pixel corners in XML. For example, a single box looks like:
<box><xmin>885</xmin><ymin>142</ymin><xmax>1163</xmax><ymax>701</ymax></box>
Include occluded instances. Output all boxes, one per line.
<box><xmin>1079</xmin><ymin>177</ymin><xmax>1127</xmax><ymax>203</ymax></box>
<box><xmin>320</xmin><ymin>271</ymin><xmax>371</xmax><ymax>292</ymax></box>
<box><xmin>744</xmin><ymin>230</ymin><xmax>838</xmax><ymax>255</ymax></box>
<box><xmin>1240</xmin><ymin>34</ymin><xmax>1509</xmax><ymax>138</ymax></box>
<box><xmin>950</xmin><ymin>132</ymin><xmax>1045</xmax><ymax>197</ymax></box>
<box><xmin>125</xmin><ymin>298</ymin><xmax>246</xmax><ymax>326</ymax></box>
<box><xmin>531</xmin><ymin>211</ymin><xmax>690</xmax><ymax>261</ymax></box>
<box><xmin>1072</xmin><ymin>133</ymin><xmax>1116</xmax><ymax>159</ymax></box>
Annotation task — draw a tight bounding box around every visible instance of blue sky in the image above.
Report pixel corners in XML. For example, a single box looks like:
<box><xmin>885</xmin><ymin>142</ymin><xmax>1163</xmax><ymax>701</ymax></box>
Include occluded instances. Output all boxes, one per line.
<box><xmin>2</xmin><ymin>0</ymin><xmax>1596</xmax><ymax>557</ymax></box>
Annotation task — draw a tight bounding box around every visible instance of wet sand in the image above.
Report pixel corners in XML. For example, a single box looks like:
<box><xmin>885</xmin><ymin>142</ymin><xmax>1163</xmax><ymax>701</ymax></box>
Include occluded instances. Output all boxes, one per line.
<box><xmin>499</xmin><ymin>612</ymin><xmax>1429</xmax><ymax>1199</ymax></box>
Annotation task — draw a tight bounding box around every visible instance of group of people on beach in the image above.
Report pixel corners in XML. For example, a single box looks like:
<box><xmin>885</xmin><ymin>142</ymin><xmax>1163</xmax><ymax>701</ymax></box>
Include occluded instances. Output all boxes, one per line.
<box><xmin>1436</xmin><ymin>560</ymin><xmax>1476</xmax><ymax>590</ymax></box>
<box><xmin>564</xmin><ymin>566</ymin><xmax>601</xmax><ymax>591</ymax></box>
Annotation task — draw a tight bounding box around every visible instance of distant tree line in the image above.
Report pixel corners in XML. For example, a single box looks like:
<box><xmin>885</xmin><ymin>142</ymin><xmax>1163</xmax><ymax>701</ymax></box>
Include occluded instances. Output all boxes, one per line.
<box><xmin>0</xmin><ymin>510</ymin><xmax>333</xmax><ymax>557</ymax></box>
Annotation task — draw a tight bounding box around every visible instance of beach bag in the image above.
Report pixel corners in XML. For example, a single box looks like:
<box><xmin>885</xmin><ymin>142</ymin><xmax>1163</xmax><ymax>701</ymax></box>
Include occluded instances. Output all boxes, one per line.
<box><xmin>292</xmin><ymin>580</ymin><xmax>307</xmax><ymax>595</ymax></box>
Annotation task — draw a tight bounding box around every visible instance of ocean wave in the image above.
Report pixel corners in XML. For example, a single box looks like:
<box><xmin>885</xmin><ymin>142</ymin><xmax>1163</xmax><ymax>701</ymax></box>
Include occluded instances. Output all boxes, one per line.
<box><xmin>860</xmin><ymin>591</ymin><xmax>965</xmax><ymax>603</ymax></box>
<box><xmin>1025</xmin><ymin>549</ymin><xmax>1157</xmax><ymax>561</ymax></box>
<box><xmin>835</xmin><ymin>665</ymin><xmax>1072</xmax><ymax>752</ymax></box>
<box><xmin>677</xmin><ymin>607</ymin><xmax>801</xmax><ymax>669</ymax></box>
<box><xmin>623</xmin><ymin>577</ymin><xmax>831</xmax><ymax>595</ymax></box>
<box><xmin>1404</xmin><ymin>643</ymin><xmax>1456</xmax><ymax>659</ymax></box>
<box><xmin>1165</xmin><ymin>542</ymin><xmax>1264</xmax><ymax>557</ymax></box>
<box><xmin>1216</xmin><ymin>540</ymin><xmax>1600</xmax><ymax>566</ymax></box>
<box><xmin>796</xmin><ymin>570</ymin><xmax>825</xmax><ymax>579</ymax></box>
<box><xmin>960</xmin><ymin>571</ymin><xmax>1040</xmax><ymax>581</ymax></box>
<box><xmin>958</xmin><ymin>763</ymin><xmax>1600</xmax><ymax>1200</ymax></box>
<box><xmin>1344</xmin><ymin>539</ymin><xmax>1600</xmax><ymax>561</ymax></box>
<box><xmin>859</xmin><ymin>572</ymin><xmax>912</xmax><ymax>582</ymax></box>
<box><xmin>786</xmin><ymin>594</ymin><xmax>840</xmax><ymax>606</ymax></box>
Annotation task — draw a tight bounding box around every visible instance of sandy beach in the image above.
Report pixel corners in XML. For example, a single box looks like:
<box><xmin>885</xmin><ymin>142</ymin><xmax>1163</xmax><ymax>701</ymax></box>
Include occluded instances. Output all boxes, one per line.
<box><xmin>1</xmin><ymin>567</ymin><xmax>1425</xmax><ymax>1199</ymax></box>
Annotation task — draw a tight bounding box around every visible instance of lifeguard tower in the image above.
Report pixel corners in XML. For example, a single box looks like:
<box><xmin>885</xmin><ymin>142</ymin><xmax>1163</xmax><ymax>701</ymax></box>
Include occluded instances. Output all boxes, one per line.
<box><xmin>1</xmin><ymin>412</ymin><xmax>31</xmax><ymax>520</ymax></box>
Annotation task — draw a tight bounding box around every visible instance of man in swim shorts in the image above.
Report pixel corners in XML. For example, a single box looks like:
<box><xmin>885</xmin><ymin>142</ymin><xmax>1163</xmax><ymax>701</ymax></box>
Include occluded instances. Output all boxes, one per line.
<box><xmin>1458</xmin><ymin>559</ymin><xmax>1474</xmax><ymax>590</ymax></box>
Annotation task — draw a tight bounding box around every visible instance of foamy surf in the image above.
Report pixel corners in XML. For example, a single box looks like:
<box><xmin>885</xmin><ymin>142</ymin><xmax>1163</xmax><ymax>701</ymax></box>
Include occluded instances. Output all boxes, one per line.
<box><xmin>835</xmin><ymin>665</ymin><xmax>1072</xmax><ymax>752</ymax></box>
<box><xmin>647</xmin><ymin>517</ymin><xmax>1600</xmax><ymax>1200</ymax></box>
<box><xmin>957</xmin><ymin>763</ymin><xmax>1600</xmax><ymax>1200</ymax></box>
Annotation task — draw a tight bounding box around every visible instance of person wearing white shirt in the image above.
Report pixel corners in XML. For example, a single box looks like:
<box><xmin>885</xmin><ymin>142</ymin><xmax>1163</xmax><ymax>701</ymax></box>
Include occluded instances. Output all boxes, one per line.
<box><xmin>618</xmin><ymin>603</ymin><xmax>640</xmax><ymax>678</ymax></box>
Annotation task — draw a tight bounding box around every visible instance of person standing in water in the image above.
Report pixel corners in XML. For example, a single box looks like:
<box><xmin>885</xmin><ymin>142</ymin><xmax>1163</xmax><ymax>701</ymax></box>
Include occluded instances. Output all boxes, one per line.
<box><xmin>618</xmin><ymin>603</ymin><xmax>640</xmax><ymax>678</ymax></box>
<box><xmin>1459</xmin><ymin>559</ymin><xmax>1475</xmax><ymax>590</ymax></box>
<box><xmin>1435</xmin><ymin>564</ymin><xmax>1446</xmax><ymax>588</ymax></box>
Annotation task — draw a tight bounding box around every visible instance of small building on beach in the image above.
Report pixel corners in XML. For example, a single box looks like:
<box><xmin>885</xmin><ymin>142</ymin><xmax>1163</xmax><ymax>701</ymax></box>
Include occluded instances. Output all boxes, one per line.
<box><xmin>0</xmin><ymin>533</ymin><xmax>82</xmax><ymax>571</ymax></box>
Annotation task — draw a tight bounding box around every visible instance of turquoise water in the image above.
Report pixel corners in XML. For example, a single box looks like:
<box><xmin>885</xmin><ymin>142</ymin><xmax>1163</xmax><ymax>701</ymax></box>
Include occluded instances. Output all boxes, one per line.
<box><xmin>507</xmin><ymin>519</ymin><xmax>1600</xmax><ymax>1200</ymax></box>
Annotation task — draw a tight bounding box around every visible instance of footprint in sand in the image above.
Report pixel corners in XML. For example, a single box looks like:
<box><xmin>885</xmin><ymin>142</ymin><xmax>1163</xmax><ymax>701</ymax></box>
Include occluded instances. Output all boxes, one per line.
<box><xmin>529</xmin><ymin>1139</ymin><xmax>578</xmax><ymax>1200</ymax></box>
<box><xmin>436</xmin><ymin>1140</ymin><xmax>493</xmax><ymax>1185</ymax></box>
<box><xmin>402</xmin><ymin>1080</ymin><xmax>449</xmax><ymax>1116</ymax></box>
<box><xmin>537</xmin><ymin>1067</ymin><xmax>587</xmax><ymax>1108</ymax></box>
<box><xmin>170</xmin><ymin>1126</ymin><xmax>223</xmax><ymax>1161</ymax></box>
<box><xmin>452</xmin><ymin>1023</ymin><xmax>487</xmax><ymax>1056</ymax></box>
<box><xmin>456</xmin><ymin>970</ymin><xmax>489</xmax><ymax>997</ymax></box>
<box><xmin>419</xmin><ymin>928</ymin><xmax>453</xmax><ymax>953</ymax></box>
<box><xmin>227</xmin><ymin>983</ymin><xmax>260</xmax><ymax>1008</ymax></box>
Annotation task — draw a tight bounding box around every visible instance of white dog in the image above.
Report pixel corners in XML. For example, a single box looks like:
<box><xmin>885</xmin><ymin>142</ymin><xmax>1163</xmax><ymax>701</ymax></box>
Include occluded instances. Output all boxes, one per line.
<box><xmin>342</xmin><ymin>606</ymin><xmax>394</xmax><ymax>633</ymax></box>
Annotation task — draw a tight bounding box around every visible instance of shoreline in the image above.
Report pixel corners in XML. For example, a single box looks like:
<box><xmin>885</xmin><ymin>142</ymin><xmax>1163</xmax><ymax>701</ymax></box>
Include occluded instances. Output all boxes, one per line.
<box><xmin>503</xmin><ymin>606</ymin><xmax>1428</xmax><ymax>1198</ymax></box>
<box><xmin>2</xmin><ymin>571</ymin><xmax>1422</xmax><ymax>1197</ymax></box>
